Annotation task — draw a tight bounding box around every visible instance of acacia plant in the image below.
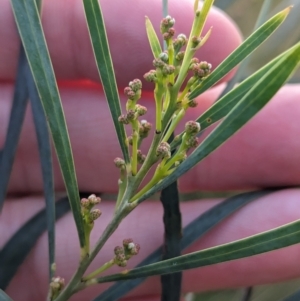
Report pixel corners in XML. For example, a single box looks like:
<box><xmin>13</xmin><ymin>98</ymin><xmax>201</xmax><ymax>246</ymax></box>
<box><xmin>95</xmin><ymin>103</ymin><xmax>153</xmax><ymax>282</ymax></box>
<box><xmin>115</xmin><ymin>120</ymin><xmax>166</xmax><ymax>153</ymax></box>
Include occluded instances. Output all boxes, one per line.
<box><xmin>1</xmin><ymin>0</ymin><xmax>300</xmax><ymax>300</ymax></box>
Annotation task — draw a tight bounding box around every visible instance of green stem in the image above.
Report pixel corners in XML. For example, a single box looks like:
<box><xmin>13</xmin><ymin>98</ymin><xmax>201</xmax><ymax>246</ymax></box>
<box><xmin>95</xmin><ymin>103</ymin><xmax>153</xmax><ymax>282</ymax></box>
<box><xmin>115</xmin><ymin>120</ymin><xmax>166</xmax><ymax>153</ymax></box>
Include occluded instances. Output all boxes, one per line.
<box><xmin>174</xmin><ymin>0</ymin><xmax>213</xmax><ymax>90</ymax></box>
<box><xmin>115</xmin><ymin>177</ymin><xmax>127</xmax><ymax>212</ymax></box>
<box><xmin>162</xmin><ymin>108</ymin><xmax>186</xmax><ymax>143</ymax></box>
<box><xmin>154</xmin><ymin>84</ymin><xmax>164</xmax><ymax>133</ymax></box>
<box><xmin>131</xmin><ymin>121</ymin><xmax>139</xmax><ymax>176</ymax></box>
<box><xmin>82</xmin><ymin>259</ymin><xmax>115</xmax><ymax>281</ymax></box>
<box><xmin>167</xmin><ymin>39</ymin><xmax>175</xmax><ymax>84</ymax></box>
<box><xmin>130</xmin><ymin>167</ymin><xmax>163</xmax><ymax>203</ymax></box>
<box><xmin>54</xmin><ymin>207</ymin><xmax>129</xmax><ymax>301</ymax></box>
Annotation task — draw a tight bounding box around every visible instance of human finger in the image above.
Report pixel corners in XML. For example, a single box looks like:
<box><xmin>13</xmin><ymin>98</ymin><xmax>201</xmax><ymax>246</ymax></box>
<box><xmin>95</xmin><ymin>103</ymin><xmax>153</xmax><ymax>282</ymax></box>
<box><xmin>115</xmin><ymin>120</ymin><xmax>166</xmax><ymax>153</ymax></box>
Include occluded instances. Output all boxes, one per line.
<box><xmin>2</xmin><ymin>82</ymin><xmax>300</xmax><ymax>194</ymax></box>
<box><xmin>0</xmin><ymin>0</ymin><xmax>241</xmax><ymax>85</ymax></box>
<box><xmin>2</xmin><ymin>188</ymin><xmax>300</xmax><ymax>300</ymax></box>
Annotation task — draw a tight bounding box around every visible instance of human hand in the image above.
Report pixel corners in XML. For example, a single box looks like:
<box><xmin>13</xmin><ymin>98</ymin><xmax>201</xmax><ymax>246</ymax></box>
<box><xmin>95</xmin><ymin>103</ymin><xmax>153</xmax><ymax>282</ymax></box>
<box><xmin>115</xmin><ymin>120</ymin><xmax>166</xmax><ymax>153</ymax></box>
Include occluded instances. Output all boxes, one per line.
<box><xmin>1</xmin><ymin>0</ymin><xmax>300</xmax><ymax>300</ymax></box>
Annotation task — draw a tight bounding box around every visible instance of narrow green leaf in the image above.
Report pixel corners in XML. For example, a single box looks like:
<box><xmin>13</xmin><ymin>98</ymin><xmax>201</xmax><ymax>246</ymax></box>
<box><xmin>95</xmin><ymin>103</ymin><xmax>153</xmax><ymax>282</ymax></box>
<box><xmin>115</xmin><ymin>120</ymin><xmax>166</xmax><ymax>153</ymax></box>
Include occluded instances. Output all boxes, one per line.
<box><xmin>250</xmin><ymin>279</ymin><xmax>300</xmax><ymax>301</ymax></box>
<box><xmin>83</xmin><ymin>0</ymin><xmax>130</xmax><ymax>163</ymax></box>
<box><xmin>27</xmin><ymin>60</ymin><xmax>56</xmax><ymax>280</ymax></box>
<box><xmin>145</xmin><ymin>17</ymin><xmax>162</xmax><ymax>58</ymax></box>
<box><xmin>96</xmin><ymin>190</ymin><xmax>273</xmax><ymax>301</ymax></box>
<box><xmin>171</xmin><ymin>44</ymin><xmax>298</xmax><ymax>150</ymax></box>
<box><xmin>284</xmin><ymin>289</ymin><xmax>300</xmax><ymax>301</ymax></box>
<box><xmin>10</xmin><ymin>0</ymin><xmax>85</xmax><ymax>247</ymax></box>
<box><xmin>189</xmin><ymin>7</ymin><xmax>291</xmax><ymax>99</ymax></box>
<box><xmin>0</xmin><ymin>47</ymin><xmax>28</xmax><ymax>212</ymax></box>
<box><xmin>0</xmin><ymin>197</ymin><xmax>70</xmax><ymax>290</ymax></box>
<box><xmin>135</xmin><ymin>43</ymin><xmax>300</xmax><ymax>205</ymax></box>
<box><xmin>0</xmin><ymin>290</ymin><xmax>13</xmax><ymax>301</ymax></box>
<box><xmin>96</xmin><ymin>214</ymin><xmax>300</xmax><ymax>282</ymax></box>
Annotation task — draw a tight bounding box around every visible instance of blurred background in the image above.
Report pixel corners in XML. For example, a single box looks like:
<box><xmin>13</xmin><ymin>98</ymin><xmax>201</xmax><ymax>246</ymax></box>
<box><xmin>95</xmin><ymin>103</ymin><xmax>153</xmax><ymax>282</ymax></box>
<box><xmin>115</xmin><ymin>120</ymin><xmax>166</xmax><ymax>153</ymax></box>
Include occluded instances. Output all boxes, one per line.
<box><xmin>215</xmin><ymin>0</ymin><xmax>300</xmax><ymax>82</ymax></box>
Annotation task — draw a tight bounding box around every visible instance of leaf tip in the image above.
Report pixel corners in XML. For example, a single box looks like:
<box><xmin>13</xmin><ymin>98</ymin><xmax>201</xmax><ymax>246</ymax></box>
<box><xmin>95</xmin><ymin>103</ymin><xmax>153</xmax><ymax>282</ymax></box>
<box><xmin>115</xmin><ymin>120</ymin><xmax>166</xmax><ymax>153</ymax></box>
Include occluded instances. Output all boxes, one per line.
<box><xmin>282</xmin><ymin>5</ymin><xmax>293</xmax><ymax>16</ymax></box>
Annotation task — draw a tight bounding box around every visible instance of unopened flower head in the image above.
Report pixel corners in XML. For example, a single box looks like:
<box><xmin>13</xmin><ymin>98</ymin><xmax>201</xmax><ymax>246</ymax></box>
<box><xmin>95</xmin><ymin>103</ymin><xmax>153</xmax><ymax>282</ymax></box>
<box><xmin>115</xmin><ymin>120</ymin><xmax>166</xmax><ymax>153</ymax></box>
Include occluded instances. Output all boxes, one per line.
<box><xmin>163</xmin><ymin>28</ymin><xmax>175</xmax><ymax>40</ymax></box>
<box><xmin>88</xmin><ymin>194</ymin><xmax>101</xmax><ymax>205</ymax></box>
<box><xmin>114</xmin><ymin>246</ymin><xmax>124</xmax><ymax>255</ymax></box>
<box><xmin>137</xmin><ymin>150</ymin><xmax>146</xmax><ymax>164</ymax></box>
<box><xmin>89</xmin><ymin>209</ymin><xmax>101</xmax><ymax>221</ymax></box>
<box><xmin>123</xmin><ymin>238</ymin><xmax>134</xmax><ymax>247</ymax></box>
<box><xmin>114</xmin><ymin>157</ymin><xmax>125</xmax><ymax>169</ymax></box>
<box><xmin>129</xmin><ymin>79</ymin><xmax>142</xmax><ymax>92</ymax></box>
<box><xmin>160</xmin><ymin>15</ymin><xmax>175</xmax><ymax>33</ymax></box>
<box><xmin>80</xmin><ymin>198</ymin><xmax>90</xmax><ymax>208</ymax></box>
<box><xmin>143</xmin><ymin>70</ymin><xmax>157</xmax><ymax>82</ymax></box>
<box><xmin>185</xmin><ymin>121</ymin><xmax>201</xmax><ymax>134</ymax></box>
<box><xmin>126</xmin><ymin>109</ymin><xmax>135</xmax><ymax>121</ymax></box>
<box><xmin>185</xmin><ymin>135</ymin><xmax>199</xmax><ymax>148</ymax></box>
<box><xmin>50</xmin><ymin>277</ymin><xmax>65</xmax><ymax>291</ymax></box>
<box><xmin>139</xmin><ymin>120</ymin><xmax>152</xmax><ymax>138</ymax></box>
<box><xmin>188</xmin><ymin>98</ymin><xmax>198</xmax><ymax>108</ymax></box>
<box><xmin>175</xmin><ymin>51</ymin><xmax>185</xmax><ymax>62</ymax></box>
<box><xmin>136</xmin><ymin>104</ymin><xmax>147</xmax><ymax>116</ymax></box>
<box><xmin>118</xmin><ymin>114</ymin><xmax>129</xmax><ymax>124</ymax></box>
<box><xmin>156</xmin><ymin>142</ymin><xmax>171</xmax><ymax>159</ymax></box>
<box><xmin>124</xmin><ymin>87</ymin><xmax>136</xmax><ymax>100</ymax></box>
<box><xmin>162</xmin><ymin>64</ymin><xmax>175</xmax><ymax>76</ymax></box>
<box><xmin>159</xmin><ymin>52</ymin><xmax>169</xmax><ymax>63</ymax></box>
<box><xmin>153</xmin><ymin>58</ymin><xmax>165</xmax><ymax>69</ymax></box>
<box><xmin>191</xmin><ymin>36</ymin><xmax>201</xmax><ymax>48</ymax></box>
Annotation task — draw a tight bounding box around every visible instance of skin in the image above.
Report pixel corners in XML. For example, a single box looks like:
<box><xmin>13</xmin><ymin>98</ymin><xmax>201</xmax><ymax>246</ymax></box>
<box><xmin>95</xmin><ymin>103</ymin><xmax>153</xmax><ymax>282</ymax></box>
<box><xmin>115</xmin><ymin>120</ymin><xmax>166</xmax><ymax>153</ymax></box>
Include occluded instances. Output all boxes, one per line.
<box><xmin>1</xmin><ymin>0</ymin><xmax>300</xmax><ymax>300</ymax></box>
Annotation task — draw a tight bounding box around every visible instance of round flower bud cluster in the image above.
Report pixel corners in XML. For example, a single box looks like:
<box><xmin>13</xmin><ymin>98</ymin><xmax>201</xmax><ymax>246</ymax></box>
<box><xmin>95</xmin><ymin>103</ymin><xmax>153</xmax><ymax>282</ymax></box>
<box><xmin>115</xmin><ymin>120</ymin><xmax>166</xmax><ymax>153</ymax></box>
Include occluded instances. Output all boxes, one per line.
<box><xmin>139</xmin><ymin>120</ymin><xmax>152</xmax><ymax>138</ymax></box>
<box><xmin>113</xmin><ymin>239</ymin><xmax>140</xmax><ymax>267</ymax></box>
<box><xmin>174</xmin><ymin>34</ymin><xmax>187</xmax><ymax>53</ymax></box>
<box><xmin>192</xmin><ymin>61</ymin><xmax>212</xmax><ymax>79</ymax></box>
<box><xmin>191</xmin><ymin>36</ymin><xmax>201</xmax><ymax>48</ymax></box>
<box><xmin>152</xmin><ymin>58</ymin><xmax>175</xmax><ymax>77</ymax></box>
<box><xmin>137</xmin><ymin>150</ymin><xmax>146</xmax><ymax>164</ymax></box>
<box><xmin>124</xmin><ymin>79</ymin><xmax>142</xmax><ymax>101</ymax></box>
<box><xmin>156</xmin><ymin>141</ymin><xmax>171</xmax><ymax>159</ymax></box>
<box><xmin>80</xmin><ymin>194</ymin><xmax>102</xmax><ymax>223</ymax></box>
<box><xmin>49</xmin><ymin>277</ymin><xmax>65</xmax><ymax>299</ymax></box>
<box><xmin>143</xmin><ymin>70</ymin><xmax>157</xmax><ymax>82</ymax></box>
<box><xmin>160</xmin><ymin>15</ymin><xmax>175</xmax><ymax>34</ymax></box>
<box><xmin>183</xmin><ymin>120</ymin><xmax>201</xmax><ymax>149</ymax></box>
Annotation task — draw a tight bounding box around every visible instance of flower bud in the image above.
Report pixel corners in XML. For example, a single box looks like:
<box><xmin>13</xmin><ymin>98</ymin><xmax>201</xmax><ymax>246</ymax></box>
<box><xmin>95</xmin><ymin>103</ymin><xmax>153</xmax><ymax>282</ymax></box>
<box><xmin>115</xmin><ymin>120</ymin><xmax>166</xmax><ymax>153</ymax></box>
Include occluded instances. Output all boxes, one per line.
<box><xmin>88</xmin><ymin>194</ymin><xmax>101</xmax><ymax>205</ymax></box>
<box><xmin>139</xmin><ymin>120</ymin><xmax>152</xmax><ymax>138</ymax></box>
<box><xmin>187</xmin><ymin>99</ymin><xmax>198</xmax><ymax>108</ymax></box>
<box><xmin>137</xmin><ymin>150</ymin><xmax>146</xmax><ymax>164</ymax></box>
<box><xmin>163</xmin><ymin>28</ymin><xmax>175</xmax><ymax>40</ymax></box>
<box><xmin>114</xmin><ymin>157</ymin><xmax>125</xmax><ymax>168</ymax></box>
<box><xmin>144</xmin><ymin>70</ymin><xmax>157</xmax><ymax>82</ymax></box>
<box><xmin>126</xmin><ymin>109</ymin><xmax>135</xmax><ymax>121</ymax></box>
<box><xmin>185</xmin><ymin>121</ymin><xmax>201</xmax><ymax>134</ymax></box>
<box><xmin>160</xmin><ymin>15</ymin><xmax>175</xmax><ymax>33</ymax></box>
<box><xmin>129</xmin><ymin>79</ymin><xmax>142</xmax><ymax>92</ymax></box>
<box><xmin>123</xmin><ymin>238</ymin><xmax>134</xmax><ymax>247</ymax></box>
<box><xmin>153</xmin><ymin>58</ymin><xmax>165</xmax><ymax>69</ymax></box>
<box><xmin>80</xmin><ymin>198</ymin><xmax>90</xmax><ymax>208</ymax></box>
<box><xmin>114</xmin><ymin>246</ymin><xmax>124</xmax><ymax>255</ymax></box>
<box><xmin>185</xmin><ymin>135</ymin><xmax>199</xmax><ymax>148</ymax></box>
<box><xmin>156</xmin><ymin>142</ymin><xmax>171</xmax><ymax>159</ymax></box>
<box><xmin>89</xmin><ymin>209</ymin><xmax>101</xmax><ymax>221</ymax></box>
<box><xmin>159</xmin><ymin>52</ymin><xmax>169</xmax><ymax>63</ymax></box>
<box><xmin>136</xmin><ymin>105</ymin><xmax>147</xmax><ymax>116</ymax></box>
<box><xmin>175</xmin><ymin>51</ymin><xmax>185</xmax><ymax>62</ymax></box>
<box><xmin>162</xmin><ymin>64</ymin><xmax>175</xmax><ymax>76</ymax></box>
<box><xmin>118</xmin><ymin>114</ymin><xmax>129</xmax><ymax>124</ymax></box>
<box><xmin>191</xmin><ymin>36</ymin><xmax>201</xmax><ymax>48</ymax></box>
<box><xmin>124</xmin><ymin>87</ymin><xmax>136</xmax><ymax>100</ymax></box>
